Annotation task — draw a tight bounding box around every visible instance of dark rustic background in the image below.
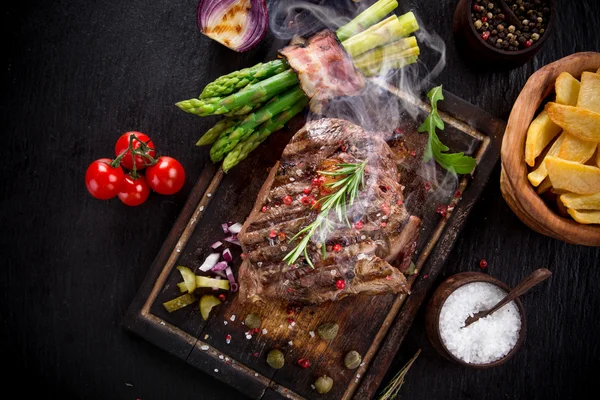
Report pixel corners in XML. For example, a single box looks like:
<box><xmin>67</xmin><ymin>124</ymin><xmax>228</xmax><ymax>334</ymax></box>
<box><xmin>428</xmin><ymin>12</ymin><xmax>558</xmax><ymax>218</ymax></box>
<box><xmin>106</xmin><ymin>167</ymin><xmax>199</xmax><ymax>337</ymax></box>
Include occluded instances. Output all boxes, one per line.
<box><xmin>1</xmin><ymin>0</ymin><xmax>599</xmax><ymax>399</ymax></box>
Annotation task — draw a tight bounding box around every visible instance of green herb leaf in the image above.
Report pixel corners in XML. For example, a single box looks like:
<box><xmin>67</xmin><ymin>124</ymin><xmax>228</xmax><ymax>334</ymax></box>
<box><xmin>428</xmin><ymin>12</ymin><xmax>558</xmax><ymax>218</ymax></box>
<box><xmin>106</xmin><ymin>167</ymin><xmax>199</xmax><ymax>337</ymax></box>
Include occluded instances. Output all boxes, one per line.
<box><xmin>283</xmin><ymin>160</ymin><xmax>368</xmax><ymax>267</ymax></box>
<box><xmin>418</xmin><ymin>85</ymin><xmax>476</xmax><ymax>175</ymax></box>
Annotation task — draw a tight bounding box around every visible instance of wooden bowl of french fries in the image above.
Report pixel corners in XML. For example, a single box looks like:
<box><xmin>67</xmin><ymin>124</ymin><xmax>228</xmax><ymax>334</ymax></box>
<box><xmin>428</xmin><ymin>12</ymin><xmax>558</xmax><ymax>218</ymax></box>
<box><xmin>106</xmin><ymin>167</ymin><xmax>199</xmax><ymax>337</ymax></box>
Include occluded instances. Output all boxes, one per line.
<box><xmin>501</xmin><ymin>52</ymin><xmax>600</xmax><ymax>246</ymax></box>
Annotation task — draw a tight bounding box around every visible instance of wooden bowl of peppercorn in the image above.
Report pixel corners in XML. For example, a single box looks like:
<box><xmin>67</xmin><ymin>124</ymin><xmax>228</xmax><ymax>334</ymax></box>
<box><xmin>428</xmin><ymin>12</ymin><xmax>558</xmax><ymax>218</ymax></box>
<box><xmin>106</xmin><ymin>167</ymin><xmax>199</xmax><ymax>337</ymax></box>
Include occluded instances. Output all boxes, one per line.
<box><xmin>453</xmin><ymin>0</ymin><xmax>556</xmax><ymax>69</ymax></box>
<box><xmin>500</xmin><ymin>52</ymin><xmax>600</xmax><ymax>246</ymax></box>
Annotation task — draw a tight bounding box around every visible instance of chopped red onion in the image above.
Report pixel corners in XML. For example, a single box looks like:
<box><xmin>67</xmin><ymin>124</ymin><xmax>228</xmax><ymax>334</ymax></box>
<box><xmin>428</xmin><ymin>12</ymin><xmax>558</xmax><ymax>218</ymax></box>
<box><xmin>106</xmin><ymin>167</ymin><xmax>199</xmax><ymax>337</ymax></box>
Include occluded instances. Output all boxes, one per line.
<box><xmin>224</xmin><ymin>235</ymin><xmax>241</xmax><ymax>246</ymax></box>
<box><xmin>222</xmin><ymin>248</ymin><xmax>233</xmax><ymax>262</ymax></box>
<box><xmin>212</xmin><ymin>261</ymin><xmax>229</xmax><ymax>272</ymax></box>
<box><xmin>228</xmin><ymin>222</ymin><xmax>243</xmax><ymax>234</ymax></box>
<box><xmin>210</xmin><ymin>240</ymin><xmax>223</xmax><ymax>249</ymax></box>
<box><xmin>221</xmin><ymin>223</ymin><xmax>230</xmax><ymax>234</ymax></box>
<box><xmin>213</xmin><ymin>270</ymin><xmax>227</xmax><ymax>278</ymax></box>
<box><xmin>199</xmin><ymin>253</ymin><xmax>221</xmax><ymax>272</ymax></box>
<box><xmin>225</xmin><ymin>266</ymin><xmax>239</xmax><ymax>292</ymax></box>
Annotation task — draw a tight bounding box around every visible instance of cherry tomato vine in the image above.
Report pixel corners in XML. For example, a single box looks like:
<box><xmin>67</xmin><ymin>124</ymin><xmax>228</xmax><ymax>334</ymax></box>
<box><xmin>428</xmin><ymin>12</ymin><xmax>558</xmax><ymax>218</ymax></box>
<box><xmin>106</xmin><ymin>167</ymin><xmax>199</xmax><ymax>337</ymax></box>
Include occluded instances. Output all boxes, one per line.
<box><xmin>85</xmin><ymin>132</ymin><xmax>185</xmax><ymax>206</ymax></box>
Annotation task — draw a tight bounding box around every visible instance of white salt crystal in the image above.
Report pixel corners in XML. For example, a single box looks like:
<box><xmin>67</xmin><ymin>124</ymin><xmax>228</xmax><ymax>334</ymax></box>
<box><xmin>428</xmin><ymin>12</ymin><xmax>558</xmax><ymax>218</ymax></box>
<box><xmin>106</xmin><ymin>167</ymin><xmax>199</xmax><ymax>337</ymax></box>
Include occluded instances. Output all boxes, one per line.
<box><xmin>230</xmin><ymin>315</ymin><xmax>236</xmax><ymax>322</ymax></box>
<box><xmin>200</xmin><ymin>345</ymin><xmax>209</xmax><ymax>351</ymax></box>
<box><xmin>309</xmin><ymin>331</ymin><xmax>315</xmax><ymax>338</ymax></box>
<box><xmin>439</xmin><ymin>282</ymin><xmax>522</xmax><ymax>364</ymax></box>
<box><xmin>262</xmin><ymin>328</ymin><xmax>268</xmax><ymax>334</ymax></box>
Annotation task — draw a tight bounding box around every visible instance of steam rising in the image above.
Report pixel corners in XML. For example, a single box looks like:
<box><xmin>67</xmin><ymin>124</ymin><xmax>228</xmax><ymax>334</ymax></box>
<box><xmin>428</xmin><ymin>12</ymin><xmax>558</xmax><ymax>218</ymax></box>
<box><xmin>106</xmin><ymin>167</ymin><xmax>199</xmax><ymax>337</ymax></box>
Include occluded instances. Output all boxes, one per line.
<box><xmin>270</xmin><ymin>1</ymin><xmax>458</xmax><ymax>220</ymax></box>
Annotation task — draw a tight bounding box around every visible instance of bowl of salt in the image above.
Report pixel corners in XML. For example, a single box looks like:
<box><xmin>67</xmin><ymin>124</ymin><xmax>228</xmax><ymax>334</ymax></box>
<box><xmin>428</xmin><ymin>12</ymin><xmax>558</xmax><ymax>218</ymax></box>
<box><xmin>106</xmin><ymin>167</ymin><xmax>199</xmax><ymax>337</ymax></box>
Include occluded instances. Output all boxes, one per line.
<box><xmin>425</xmin><ymin>272</ymin><xmax>527</xmax><ymax>368</ymax></box>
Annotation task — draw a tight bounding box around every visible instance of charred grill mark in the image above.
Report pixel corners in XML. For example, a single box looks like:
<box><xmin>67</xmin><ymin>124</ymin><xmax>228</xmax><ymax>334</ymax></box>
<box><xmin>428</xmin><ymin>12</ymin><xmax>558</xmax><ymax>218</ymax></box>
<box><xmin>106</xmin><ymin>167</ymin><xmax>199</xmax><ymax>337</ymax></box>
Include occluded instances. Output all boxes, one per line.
<box><xmin>238</xmin><ymin>118</ymin><xmax>420</xmax><ymax>305</ymax></box>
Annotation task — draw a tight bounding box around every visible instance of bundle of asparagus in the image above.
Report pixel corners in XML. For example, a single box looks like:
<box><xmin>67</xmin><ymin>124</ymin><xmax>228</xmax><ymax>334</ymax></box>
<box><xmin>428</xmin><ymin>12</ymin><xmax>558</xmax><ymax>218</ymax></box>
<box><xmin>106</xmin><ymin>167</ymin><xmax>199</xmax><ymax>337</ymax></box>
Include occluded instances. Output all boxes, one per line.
<box><xmin>177</xmin><ymin>0</ymin><xmax>420</xmax><ymax>172</ymax></box>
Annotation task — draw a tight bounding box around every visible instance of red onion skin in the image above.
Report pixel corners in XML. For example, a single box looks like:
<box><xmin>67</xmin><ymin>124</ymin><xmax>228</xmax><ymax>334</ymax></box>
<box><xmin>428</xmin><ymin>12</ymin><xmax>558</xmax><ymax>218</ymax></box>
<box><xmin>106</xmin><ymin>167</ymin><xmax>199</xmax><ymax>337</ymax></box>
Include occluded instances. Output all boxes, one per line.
<box><xmin>225</xmin><ymin>266</ymin><xmax>239</xmax><ymax>292</ymax></box>
<box><xmin>222</xmin><ymin>248</ymin><xmax>233</xmax><ymax>262</ymax></box>
<box><xmin>212</xmin><ymin>261</ymin><xmax>229</xmax><ymax>272</ymax></box>
<box><xmin>197</xmin><ymin>0</ymin><xmax>268</xmax><ymax>52</ymax></box>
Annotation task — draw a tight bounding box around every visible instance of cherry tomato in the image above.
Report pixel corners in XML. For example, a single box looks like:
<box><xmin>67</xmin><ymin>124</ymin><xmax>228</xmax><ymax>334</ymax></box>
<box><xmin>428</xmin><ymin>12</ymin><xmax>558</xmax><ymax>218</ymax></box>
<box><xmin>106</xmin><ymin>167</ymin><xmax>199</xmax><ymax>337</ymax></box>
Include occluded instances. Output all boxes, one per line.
<box><xmin>118</xmin><ymin>175</ymin><xmax>150</xmax><ymax>206</ymax></box>
<box><xmin>85</xmin><ymin>158</ymin><xmax>125</xmax><ymax>200</ymax></box>
<box><xmin>145</xmin><ymin>156</ymin><xmax>185</xmax><ymax>195</ymax></box>
<box><xmin>114</xmin><ymin>131</ymin><xmax>156</xmax><ymax>170</ymax></box>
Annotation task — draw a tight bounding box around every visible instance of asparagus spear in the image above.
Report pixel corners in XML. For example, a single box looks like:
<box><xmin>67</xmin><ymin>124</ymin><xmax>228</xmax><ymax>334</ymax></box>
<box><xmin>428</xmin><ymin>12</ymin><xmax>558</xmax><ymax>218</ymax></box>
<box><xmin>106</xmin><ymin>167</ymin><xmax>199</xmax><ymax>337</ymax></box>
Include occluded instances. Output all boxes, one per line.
<box><xmin>210</xmin><ymin>87</ymin><xmax>307</xmax><ymax>162</ymax></box>
<box><xmin>336</xmin><ymin>0</ymin><xmax>399</xmax><ymax>42</ymax></box>
<box><xmin>199</xmin><ymin>59</ymin><xmax>288</xmax><ymax>99</ymax></box>
<box><xmin>176</xmin><ymin>69</ymin><xmax>299</xmax><ymax>117</ymax></box>
<box><xmin>353</xmin><ymin>42</ymin><xmax>420</xmax><ymax>72</ymax></box>
<box><xmin>352</xmin><ymin>36</ymin><xmax>418</xmax><ymax>65</ymax></box>
<box><xmin>358</xmin><ymin>55</ymin><xmax>418</xmax><ymax>77</ymax></box>
<box><xmin>341</xmin><ymin>12</ymin><xmax>419</xmax><ymax>58</ymax></box>
<box><xmin>222</xmin><ymin>96</ymin><xmax>309</xmax><ymax>172</ymax></box>
<box><xmin>196</xmin><ymin>117</ymin><xmax>240</xmax><ymax>146</ymax></box>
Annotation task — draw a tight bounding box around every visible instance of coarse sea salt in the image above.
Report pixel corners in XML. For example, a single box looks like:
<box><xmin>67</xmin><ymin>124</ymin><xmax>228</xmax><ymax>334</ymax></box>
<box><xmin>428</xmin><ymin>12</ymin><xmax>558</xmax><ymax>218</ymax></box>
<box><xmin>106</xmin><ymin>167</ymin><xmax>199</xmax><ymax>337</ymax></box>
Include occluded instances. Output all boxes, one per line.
<box><xmin>439</xmin><ymin>282</ymin><xmax>521</xmax><ymax>364</ymax></box>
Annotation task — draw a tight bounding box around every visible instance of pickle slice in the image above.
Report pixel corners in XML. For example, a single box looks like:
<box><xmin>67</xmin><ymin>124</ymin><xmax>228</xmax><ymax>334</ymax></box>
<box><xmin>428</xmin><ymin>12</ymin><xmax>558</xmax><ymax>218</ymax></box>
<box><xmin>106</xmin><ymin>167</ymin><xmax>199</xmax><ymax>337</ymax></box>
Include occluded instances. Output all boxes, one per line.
<box><xmin>196</xmin><ymin>276</ymin><xmax>230</xmax><ymax>291</ymax></box>
<box><xmin>200</xmin><ymin>295</ymin><xmax>221</xmax><ymax>320</ymax></box>
<box><xmin>162</xmin><ymin>293</ymin><xmax>197</xmax><ymax>313</ymax></box>
<box><xmin>177</xmin><ymin>266</ymin><xmax>197</xmax><ymax>293</ymax></box>
<box><xmin>177</xmin><ymin>282</ymin><xmax>188</xmax><ymax>293</ymax></box>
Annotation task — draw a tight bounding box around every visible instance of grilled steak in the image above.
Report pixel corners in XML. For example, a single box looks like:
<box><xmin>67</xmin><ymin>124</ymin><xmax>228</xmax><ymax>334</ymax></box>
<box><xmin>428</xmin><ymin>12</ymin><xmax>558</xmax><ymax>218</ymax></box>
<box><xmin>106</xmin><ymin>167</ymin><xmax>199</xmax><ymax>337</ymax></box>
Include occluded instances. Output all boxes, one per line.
<box><xmin>238</xmin><ymin>118</ymin><xmax>421</xmax><ymax>305</ymax></box>
<box><xmin>279</xmin><ymin>30</ymin><xmax>365</xmax><ymax>114</ymax></box>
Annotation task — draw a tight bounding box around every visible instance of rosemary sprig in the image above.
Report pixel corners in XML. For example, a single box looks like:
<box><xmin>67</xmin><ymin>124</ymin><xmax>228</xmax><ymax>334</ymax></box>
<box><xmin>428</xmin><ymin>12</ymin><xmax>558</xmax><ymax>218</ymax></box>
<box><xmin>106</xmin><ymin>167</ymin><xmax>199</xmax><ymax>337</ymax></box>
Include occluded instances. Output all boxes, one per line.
<box><xmin>282</xmin><ymin>160</ymin><xmax>368</xmax><ymax>268</ymax></box>
<box><xmin>378</xmin><ymin>349</ymin><xmax>421</xmax><ymax>400</ymax></box>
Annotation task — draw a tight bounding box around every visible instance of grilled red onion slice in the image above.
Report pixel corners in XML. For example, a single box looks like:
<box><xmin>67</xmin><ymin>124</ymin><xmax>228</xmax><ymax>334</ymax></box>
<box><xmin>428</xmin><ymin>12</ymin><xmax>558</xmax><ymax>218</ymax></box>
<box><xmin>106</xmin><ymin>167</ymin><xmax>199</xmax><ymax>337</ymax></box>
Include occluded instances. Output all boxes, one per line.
<box><xmin>197</xmin><ymin>0</ymin><xmax>268</xmax><ymax>52</ymax></box>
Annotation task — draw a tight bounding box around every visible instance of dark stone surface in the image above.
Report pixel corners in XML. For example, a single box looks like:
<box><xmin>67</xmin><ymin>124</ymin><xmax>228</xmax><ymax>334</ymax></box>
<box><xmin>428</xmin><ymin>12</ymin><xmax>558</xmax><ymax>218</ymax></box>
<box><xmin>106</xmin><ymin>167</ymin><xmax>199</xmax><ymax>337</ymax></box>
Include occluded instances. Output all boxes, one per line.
<box><xmin>1</xmin><ymin>0</ymin><xmax>598</xmax><ymax>399</ymax></box>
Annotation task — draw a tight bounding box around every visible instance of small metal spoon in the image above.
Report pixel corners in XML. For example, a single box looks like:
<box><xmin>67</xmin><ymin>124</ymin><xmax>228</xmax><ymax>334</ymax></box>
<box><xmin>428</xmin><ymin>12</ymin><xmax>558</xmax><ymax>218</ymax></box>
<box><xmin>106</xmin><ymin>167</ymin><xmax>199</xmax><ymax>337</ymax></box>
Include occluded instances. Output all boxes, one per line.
<box><xmin>463</xmin><ymin>268</ymin><xmax>552</xmax><ymax>328</ymax></box>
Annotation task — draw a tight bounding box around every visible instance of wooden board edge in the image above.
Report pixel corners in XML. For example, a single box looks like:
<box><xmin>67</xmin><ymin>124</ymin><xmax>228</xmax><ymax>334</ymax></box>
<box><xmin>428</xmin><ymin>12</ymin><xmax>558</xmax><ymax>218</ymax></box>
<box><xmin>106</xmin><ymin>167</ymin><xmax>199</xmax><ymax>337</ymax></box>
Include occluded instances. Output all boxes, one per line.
<box><xmin>121</xmin><ymin>162</ymin><xmax>217</xmax><ymax>339</ymax></box>
<box><xmin>353</xmin><ymin>99</ymin><xmax>506</xmax><ymax>399</ymax></box>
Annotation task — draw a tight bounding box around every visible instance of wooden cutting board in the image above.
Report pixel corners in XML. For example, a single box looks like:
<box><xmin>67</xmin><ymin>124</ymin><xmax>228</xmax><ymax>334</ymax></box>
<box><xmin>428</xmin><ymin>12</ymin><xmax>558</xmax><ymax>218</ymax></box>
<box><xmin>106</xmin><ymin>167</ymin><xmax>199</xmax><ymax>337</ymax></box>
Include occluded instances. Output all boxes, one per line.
<box><xmin>123</xmin><ymin>82</ymin><xmax>505</xmax><ymax>399</ymax></box>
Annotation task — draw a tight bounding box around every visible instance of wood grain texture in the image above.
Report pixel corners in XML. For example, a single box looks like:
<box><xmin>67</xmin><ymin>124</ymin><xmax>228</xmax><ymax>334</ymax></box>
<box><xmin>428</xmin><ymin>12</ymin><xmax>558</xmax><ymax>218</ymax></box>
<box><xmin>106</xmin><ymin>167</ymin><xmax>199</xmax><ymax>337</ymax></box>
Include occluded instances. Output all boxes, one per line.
<box><xmin>1</xmin><ymin>0</ymin><xmax>599</xmax><ymax>399</ymax></box>
<box><xmin>500</xmin><ymin>52</ymin><xmax>600</xmax><ymax>246</ymax></box>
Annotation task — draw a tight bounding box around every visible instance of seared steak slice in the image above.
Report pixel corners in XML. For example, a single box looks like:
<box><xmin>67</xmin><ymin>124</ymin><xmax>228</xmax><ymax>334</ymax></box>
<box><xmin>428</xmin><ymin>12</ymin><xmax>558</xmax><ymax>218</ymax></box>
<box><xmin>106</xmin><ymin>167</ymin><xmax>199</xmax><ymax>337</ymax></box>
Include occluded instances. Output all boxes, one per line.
<box><xmin>279</xmin><ymin>30</ymin><xmax>365</xmax><ymax>114</ymax></box>
<box><xmin>238</xmin><ymin>118</ymin><xmax>421</xmax><ymax>305</ymax></box>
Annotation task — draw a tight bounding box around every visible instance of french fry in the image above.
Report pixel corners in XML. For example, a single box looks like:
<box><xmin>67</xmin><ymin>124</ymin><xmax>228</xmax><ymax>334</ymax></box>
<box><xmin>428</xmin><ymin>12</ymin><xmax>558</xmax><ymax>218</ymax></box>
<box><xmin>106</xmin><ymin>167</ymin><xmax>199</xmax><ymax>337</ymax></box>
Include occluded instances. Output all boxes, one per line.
<box><xmin>577</xmin><ymin>72</ymin><xmax>600</xmax><ymax>113</ymax></box>
<box><xmin>527</xmin><ymin>133</ymin><xmax>565</xmax><ymax>186</ymax></box>
<box><xmin>558</xmin><ymin>134</ymin><xmax>597</xmax><ymax>163</ymax></box>
<box><xmin>560</xmin><ymin>192</ymin><xmax>600</xmax><ymax>210</ymax></box>
<box><xmin>545</xmin><ymin>102</ymin><xmax>600</xmax><ymax>142</ymax></box>
<box><xmin>567</xmin><ymin>208</ymin><xmax>600</xmax><ymax>224</ymax></box>
<box><xmin>556</xmin><ymin>73</ymin><xmax>600</xmax><ymax>163</ymax></box>
<box><xmin>546</xmin><ymin>156</ymin><xmax>600</xmax><ymax>194</ymax></box>
<box><xmin>555</xmin><ymin>72</ymin><xmax>580</xmax><ymax>106</ymax></box>
<box><xmin>524</xmin><ymin>110</ymin><xmax>562</xmax><ymax>166</ymax></box>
